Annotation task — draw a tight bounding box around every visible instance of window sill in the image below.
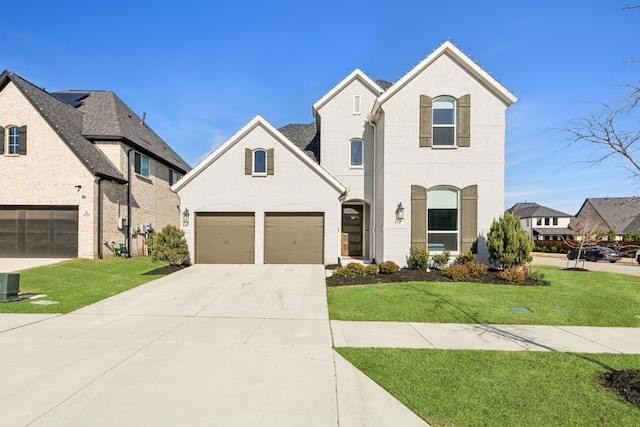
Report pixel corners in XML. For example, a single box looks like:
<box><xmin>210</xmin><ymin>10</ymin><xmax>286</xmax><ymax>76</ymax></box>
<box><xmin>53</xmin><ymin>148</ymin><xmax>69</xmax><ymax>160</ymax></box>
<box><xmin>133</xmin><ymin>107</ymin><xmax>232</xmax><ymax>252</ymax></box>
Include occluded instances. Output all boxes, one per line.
<box><xmin>251</xmin><ymin>173</ymin><xmax>267</xmax><ymax>177</ymax></box>
<box><xmin>349</xmin><ymin>165</ymin><xmax>364</xmax><ymax>169</ymax></box>
<box><xmin>431</xmin><ymin>145</ymin><xmax>457</xmax><ymax>149</ymax></box>
<box><xmin>135</xmin><ymin>173</ymin><xmax>153</xmax><ymax>183</ymax></box>
<box><xmin>2</xmin><ymin>154</ymin><xmax>21</xmax><ymax>157</ymax></box>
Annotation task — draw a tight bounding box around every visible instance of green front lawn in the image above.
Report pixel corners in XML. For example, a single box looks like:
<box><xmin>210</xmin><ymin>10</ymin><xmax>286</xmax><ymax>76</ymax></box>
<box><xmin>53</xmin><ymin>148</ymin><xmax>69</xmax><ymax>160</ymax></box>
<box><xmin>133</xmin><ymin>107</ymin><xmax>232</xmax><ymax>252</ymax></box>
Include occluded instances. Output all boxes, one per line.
<box><xmin>337</xmin><ymin>348</ymin><xmax>640</xmax><ymax>426</ymax></box>
<box><xmin>328</xmin><ymin>266</ymin><xmax>640</xmax><ymax>327</ymax></box>
<box><xmin>0</xmin><ymin>257</ymin><xmax>168</xmax><ymax>313</ymax></box>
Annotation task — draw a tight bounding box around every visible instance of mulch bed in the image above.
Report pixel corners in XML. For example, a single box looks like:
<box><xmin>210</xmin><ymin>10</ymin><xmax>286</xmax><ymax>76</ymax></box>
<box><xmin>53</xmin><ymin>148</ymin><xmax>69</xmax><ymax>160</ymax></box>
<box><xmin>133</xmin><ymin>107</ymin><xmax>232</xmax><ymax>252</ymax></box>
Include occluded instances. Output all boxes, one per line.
<box><xmin>143</xmin><ymin>264</ymin><xmax>189</xmax><ymax>275</ymax></box>
<box><xmin>602</xmin><ymin>370</ymin><xmax>640</xmax><ymax>410</ymax></box>
<box><xmin>326</xmin><ymin>267</ymin><xmax>544</xmax><ymax>286</ymax></box>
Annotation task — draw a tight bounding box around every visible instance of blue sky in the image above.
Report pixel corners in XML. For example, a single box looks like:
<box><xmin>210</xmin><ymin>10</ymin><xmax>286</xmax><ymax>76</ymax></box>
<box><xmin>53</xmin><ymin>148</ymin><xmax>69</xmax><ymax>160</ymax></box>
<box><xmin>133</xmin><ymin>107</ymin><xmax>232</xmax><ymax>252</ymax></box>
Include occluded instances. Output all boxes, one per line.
<box><xmin>3</xmin><ymin>1</ymin><xmax>639</xmax><ymax>215</ymax></box>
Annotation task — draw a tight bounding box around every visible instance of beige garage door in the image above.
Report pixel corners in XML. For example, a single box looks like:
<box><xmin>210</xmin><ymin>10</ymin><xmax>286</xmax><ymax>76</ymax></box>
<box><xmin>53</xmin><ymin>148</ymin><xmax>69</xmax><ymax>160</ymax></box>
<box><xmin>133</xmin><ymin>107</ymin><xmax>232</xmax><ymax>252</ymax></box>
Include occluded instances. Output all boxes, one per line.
<box><xmin>264</xmin><ymin>213</ymin><xmax>324</xmax><ymax>264</ymax></box>
<box><xmin>196</xmin><ymin>213</ymin><xmax>255</xmax><ymax>264</ymax></box>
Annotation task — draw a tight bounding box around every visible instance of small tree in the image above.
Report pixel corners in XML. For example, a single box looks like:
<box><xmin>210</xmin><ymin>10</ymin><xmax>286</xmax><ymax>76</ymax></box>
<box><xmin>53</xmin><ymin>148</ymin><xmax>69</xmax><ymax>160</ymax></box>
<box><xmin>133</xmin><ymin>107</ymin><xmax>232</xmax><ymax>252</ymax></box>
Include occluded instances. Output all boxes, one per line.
<box><xmin>563</xmin><ymin>213</ymin><xmax>605</xmax><ymax>269</ymax></box>
<box><xmin>487</xmin><ymin>212</ymin><xmax>533</xmax><ymax>269</ymax></box>
<box><xmin>150</xmin><ymin>225</ymin><xmax>189</xmax><ymax>266</ymax></box>
<box><xmin>608</xmin><ymin>227</ymin><xmax>618</xmax><ymax>242</ymax></box>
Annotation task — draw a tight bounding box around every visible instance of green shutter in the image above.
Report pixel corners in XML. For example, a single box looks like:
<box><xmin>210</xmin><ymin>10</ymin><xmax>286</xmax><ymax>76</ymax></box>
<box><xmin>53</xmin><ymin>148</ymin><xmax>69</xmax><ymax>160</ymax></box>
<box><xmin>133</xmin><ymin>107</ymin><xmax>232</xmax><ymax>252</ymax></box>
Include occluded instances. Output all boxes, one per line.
<box><xmin>245</xmin><ymin>148</ymin><xmax>252</xmax><ymax>175</ymax></box>
<box><xmin>18</xmin><ymin>125</ymin><xmax>27</xmax><ymax>155</ymax></box>
<box><xmin>457</xmin><ymin>94</ymin><xmax>471</xmax><ymax>147</ymax></box>
<box><xmin>0</xmin><ymin>128</ymin><xmax>4</xmax><ymax>154</ymax></box>
<box><xmin>461</xmin><ymin>185</ymin><xmax>478</xmax><ymax>252</ymax></box>
<box><xmin>267</xmin><ymin>148</ymin><xmax>274</xmax><ymax>175</ymax></box>
<box><xmin>411</xmin><ymin>185</ymin><xmax>427</xmax><ymax>248</ymax></box>
<box><xmin>419</xmin><ymin>95</ymin><xmax>432</xmax><ymax>147</ymax></box>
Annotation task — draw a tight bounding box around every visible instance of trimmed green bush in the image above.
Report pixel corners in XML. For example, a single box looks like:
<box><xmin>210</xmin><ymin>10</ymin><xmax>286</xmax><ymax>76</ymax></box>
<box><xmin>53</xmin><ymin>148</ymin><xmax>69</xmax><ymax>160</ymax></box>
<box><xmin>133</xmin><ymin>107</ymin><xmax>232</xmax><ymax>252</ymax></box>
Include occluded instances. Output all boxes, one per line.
<box><xmin>431</xmin><ymin>249</ymin><xmax>451</xmax><ymax>270</ymax></box>
<box><xmin>408</xmin><ymin>246</ymin><xmax>430</xmax><ymax>270</ymax></box>
<box><xmin>378</xmin><ymin>261</ymin><xmax>400</xmax><ymax>274</ymax></box>
<box><xmin>364</xmin><ymin>264</ymin><xmax>379</xmax><ymax>275</ymax></box>
<box><xmin>334</xmin><ymin>262</ymin><xmax>366</xmax><ymax>277</ymax></box>
<box><xmin>487</xmin><ymin>212</ymin><xmax>533</xmax><ymax>269</ymax></box>
<box><xmin>456</xmin><ymin>251</ymin><xmax>476</xmax><ymax>264</ymax></box>
<box><xmin>150</xmin><ymin>225</ymin><xmax>189</xmax><ymax>266</ymax></box>
<box><xmin>442</xmin><ymin>261</ymin><xmax>488</xmax><ymax>281</ymax></box>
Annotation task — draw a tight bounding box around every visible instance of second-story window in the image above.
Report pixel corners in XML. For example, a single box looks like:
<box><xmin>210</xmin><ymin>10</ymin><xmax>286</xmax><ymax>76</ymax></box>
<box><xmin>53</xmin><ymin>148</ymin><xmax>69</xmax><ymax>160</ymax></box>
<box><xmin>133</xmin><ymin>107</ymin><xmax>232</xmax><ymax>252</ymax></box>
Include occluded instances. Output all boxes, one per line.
<box><xmin>134</xmin><ymin>152</ymin><xmax>150</xmax><ymax>177</ymax></box>
<box><xmin>350</xmin><ymin>139</ymin><xmax>363</xmax><ymax>167</ymax></box>
<box><xmin>253</xmin><ymin>149</ymin><xmax>267</xmax><ymax>175</ymax></box>
<box><xmin>433</xmin><ymin>97</ymin><xmax>455</xmax><ymax>146</ymax></box>
<box><xmin>169</xmin><ymin>169</ymin><xmax>180</xmax><ymax>185</ymax></box>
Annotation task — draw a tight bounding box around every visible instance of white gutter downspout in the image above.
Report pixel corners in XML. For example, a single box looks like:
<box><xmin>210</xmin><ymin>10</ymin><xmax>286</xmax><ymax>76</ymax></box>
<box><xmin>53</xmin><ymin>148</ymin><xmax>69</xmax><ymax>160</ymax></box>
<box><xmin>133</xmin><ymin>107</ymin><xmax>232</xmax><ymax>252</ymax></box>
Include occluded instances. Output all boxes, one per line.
<box><xmin>370</xmin><ymin>118</ymin><xmax>377</xmax><ymax>264</ymax></box>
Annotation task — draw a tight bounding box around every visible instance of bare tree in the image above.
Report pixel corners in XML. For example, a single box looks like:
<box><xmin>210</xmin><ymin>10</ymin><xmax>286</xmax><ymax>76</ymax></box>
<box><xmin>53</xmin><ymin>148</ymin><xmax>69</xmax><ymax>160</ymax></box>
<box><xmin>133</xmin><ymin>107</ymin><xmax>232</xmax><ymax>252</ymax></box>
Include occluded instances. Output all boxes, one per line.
<box><xmin>563</xmin><ymin>213</ymin><xmax>606</xmax><ymax>269</ymax></box>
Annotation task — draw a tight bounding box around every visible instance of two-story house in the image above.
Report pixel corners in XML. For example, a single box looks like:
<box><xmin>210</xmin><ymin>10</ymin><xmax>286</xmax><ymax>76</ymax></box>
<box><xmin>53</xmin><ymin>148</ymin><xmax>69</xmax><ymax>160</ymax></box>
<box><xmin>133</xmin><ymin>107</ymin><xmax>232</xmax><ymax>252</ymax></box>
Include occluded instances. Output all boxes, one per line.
<box><xmin>508</xmin><ymin>202</ymin><xmax>574</xmax><ymax>241</ymax></box>
<box><xmin>173</xmin><ymin>41</ymin><xmax>517</xmax><ymax>266</ymax></box>
<box><xmin>0</xmin><ymin>71</ymin><xmax>190</xmax><ymax>259</ymax></box>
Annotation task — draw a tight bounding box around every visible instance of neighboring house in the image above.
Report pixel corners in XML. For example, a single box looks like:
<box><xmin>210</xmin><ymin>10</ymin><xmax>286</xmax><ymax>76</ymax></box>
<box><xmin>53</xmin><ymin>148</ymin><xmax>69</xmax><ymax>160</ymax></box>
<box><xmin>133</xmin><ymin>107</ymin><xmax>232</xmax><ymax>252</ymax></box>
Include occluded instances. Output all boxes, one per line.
<box><xmin>507</xmin><ymin>202</ymin><xmax>574</xmax><ymax>241</ymax></box>
<box><xmin>575</xmin><ymin>197</ymin><xmax>640</xmax><ymax>240</ymax></box>
<box><xmin>173</xmin><ymin>41</ymin><xmax>517</xmax><ymax>266</ymax></box>
<box><xmin>0</xmin><ymin>70</ymin><xmax>190</xmax><ymax>259</ymax></box>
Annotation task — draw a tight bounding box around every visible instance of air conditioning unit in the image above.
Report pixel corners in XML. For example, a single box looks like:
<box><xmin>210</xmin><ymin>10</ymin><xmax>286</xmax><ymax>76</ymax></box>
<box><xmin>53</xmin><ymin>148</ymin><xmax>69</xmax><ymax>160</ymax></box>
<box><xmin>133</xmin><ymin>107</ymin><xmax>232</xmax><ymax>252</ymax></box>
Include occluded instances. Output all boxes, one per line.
<box><xmin>118</xmin><ymin>217</ymin><xmax>127</xmax><ymax>230</ymax></box>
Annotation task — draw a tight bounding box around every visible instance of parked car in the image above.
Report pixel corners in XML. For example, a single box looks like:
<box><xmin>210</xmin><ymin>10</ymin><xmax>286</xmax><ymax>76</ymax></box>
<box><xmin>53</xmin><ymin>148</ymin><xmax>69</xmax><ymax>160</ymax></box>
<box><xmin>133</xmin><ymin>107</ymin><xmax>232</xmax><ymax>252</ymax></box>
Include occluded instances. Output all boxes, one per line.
<box><xmin>567</xmin><ymin>246</ymin><xmax>621</xmax><ymax>263</ymax></box>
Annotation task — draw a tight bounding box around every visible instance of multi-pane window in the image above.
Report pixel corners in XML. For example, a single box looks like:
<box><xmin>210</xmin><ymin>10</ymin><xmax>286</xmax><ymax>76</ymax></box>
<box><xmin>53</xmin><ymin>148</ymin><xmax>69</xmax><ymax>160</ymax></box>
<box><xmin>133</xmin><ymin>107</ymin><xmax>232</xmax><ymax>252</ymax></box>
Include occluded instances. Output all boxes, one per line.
<box><xmin>432</xmin><ymin>97</ymin><xmax>455</xmax><ymax>146</ymax></box>
<box><xmin>8</xmin><ymin>127</ymin><xmax>19</xmax><ymax>154</ymax></box>
<box><xmin>350</xmin><ymin>139</ymin><xmax>363</xmax><ymax>167</ymax></box>
<box><xmin>427</xmin><ymin>187</ymin><xmax>458</xmax><ymax>251</ymax></box>
<box><xmin>253</xmin><ymin>149</ymin><xmax>266</xmax><ymax>175</ymax></box>
<box><xmin>134</xmin><ymin>152</ymin><xmax>150</xmax><ymax>177</ymax></box>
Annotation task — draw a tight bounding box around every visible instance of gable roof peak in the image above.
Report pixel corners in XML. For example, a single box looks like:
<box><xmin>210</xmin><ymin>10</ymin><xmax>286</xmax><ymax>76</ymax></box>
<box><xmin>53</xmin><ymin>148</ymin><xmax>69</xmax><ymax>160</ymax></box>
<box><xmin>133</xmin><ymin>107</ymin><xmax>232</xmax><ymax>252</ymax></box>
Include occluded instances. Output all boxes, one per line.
<box><xmin>312</xmin><ymin>68</ymin><xmax>383</xmax><ymax>117</ymax></box>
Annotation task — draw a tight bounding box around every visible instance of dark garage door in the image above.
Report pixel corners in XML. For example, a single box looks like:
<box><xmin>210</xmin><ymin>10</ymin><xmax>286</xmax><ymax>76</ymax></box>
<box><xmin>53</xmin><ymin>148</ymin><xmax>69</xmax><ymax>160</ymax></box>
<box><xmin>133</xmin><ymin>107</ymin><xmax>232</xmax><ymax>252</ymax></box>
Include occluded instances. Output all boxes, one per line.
<box><xmin>0</xmin><ymin>206</ymin><xmax>78</xmax><ymax>258</ymax></box>
<box><xmin>264</xmin><ymin>213</ymin><xmax>324</xmax><ymax>264</ymax></box>
<box><xmin>195</xmin><ymin>213</ymin><xmax>255</xmax><ymax>264</ymax></box>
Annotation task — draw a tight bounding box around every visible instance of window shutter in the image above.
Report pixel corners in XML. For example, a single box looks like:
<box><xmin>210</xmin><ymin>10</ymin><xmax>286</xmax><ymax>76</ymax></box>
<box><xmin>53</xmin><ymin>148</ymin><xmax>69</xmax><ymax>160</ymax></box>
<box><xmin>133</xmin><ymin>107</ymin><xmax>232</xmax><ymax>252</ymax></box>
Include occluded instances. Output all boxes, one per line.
<box><xmin>18</xmin><ymin>125</ymin><xmax>27</xmax><ymax>155</ymax></box>
<box><xmin>461</xmin><ymin>185</ymin><xmax>478</xmax><ymax>252</ymax></box>
<box><xmin>245</xmin><ymin>148</ymin><xmax>252</xmax><ymax>175</ymax></box>
<box><xmin>267</xmin><ymin>148</ymin><xmax>274</xmax><ymax>175</ymax></box>
<box><xmin>457</xmin><ymin>94</ymin><xmax>471</xmax><ymax>147</ymax></box>
<box><xmin>419</xmin><ymin>95</ymin><xmax>432</xmax><ymax>147</ymax></box>
<box><xmin>0</xmin><ymin>128</ymin><xmax>4</xmax><ymax>154</ymax></box>
<box><xmin>411</xmin><ymin>185</ymin><xmax>427</xmax><ymax>248</ymax></box>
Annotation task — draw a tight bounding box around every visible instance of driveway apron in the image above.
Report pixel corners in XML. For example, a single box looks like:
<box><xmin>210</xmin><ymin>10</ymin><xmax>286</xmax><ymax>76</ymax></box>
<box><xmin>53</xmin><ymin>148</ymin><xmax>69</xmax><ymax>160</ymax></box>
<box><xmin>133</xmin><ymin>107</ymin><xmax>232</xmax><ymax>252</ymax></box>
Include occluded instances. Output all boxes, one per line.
<box><xmin>0</xmin><ymin>264</ymin><xmax>426</xmax><ymax>427</ymax></box>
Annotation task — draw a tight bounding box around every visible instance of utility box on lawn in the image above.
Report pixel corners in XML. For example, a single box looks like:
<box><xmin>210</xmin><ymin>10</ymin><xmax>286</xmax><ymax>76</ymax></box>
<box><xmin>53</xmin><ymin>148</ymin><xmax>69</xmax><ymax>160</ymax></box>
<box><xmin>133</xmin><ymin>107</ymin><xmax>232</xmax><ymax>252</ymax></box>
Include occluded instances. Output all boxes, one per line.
<box><xmin>0</xmin><ymin>273</ymin><xmax>20</xmax><ymax>302</ymax></box>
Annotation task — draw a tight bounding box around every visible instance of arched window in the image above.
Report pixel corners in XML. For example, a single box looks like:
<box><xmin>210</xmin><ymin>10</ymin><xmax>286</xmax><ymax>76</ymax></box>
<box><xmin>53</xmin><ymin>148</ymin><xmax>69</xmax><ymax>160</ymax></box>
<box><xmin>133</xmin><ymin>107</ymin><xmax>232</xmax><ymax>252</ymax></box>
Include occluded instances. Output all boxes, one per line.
<box><xmin>350</xmin><ymin>139</ymin><xmax>363</xmax><ymax>167</ymax></box>
<box><xmin>427</xmin><ymin>187</ymin><xmax>458</xmax><ymax>251</ymax></box>
<box><xmin>253</xmin><ymin>149</ymin><xmax>267</xmax><ymax>175</ymax></box>
<box><xmin>432</xmin><ymin>97</ymin><xmax>455</xmax><ymax>146</ymax></box>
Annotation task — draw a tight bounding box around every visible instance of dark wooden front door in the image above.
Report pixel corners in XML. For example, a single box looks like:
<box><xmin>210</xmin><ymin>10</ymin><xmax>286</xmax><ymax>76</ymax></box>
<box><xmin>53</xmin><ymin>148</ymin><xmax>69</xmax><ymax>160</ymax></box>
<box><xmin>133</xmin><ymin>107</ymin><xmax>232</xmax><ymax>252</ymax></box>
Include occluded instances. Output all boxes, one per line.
<box><xmin>341</xmin><ymin>205</ymin><xmax>363</xmax><ymax>257</ymax></box>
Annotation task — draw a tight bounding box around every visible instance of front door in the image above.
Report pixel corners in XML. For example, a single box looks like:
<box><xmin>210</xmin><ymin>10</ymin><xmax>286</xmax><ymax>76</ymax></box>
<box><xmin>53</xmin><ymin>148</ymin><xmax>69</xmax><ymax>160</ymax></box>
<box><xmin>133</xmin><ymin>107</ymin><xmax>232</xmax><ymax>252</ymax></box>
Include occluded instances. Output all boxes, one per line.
<box><xmin>341</xmin><ymin>205</ymin><xmax>363</xmax><ymax>257</ymax></box>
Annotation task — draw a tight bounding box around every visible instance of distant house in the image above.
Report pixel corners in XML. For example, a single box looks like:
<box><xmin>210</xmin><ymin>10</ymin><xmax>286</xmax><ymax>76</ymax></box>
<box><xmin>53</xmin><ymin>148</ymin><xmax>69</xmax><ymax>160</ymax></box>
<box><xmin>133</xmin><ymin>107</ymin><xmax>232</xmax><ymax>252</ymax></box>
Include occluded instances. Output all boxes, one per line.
<box><xmin>174</xmin><ymin>41</ymin><xmax>517</xmax><ymax>266</ymax></box>
<box><xmin>0</xmin><ymin>70</ymin><xmax>190</xmax><ymax>259</ymax></box>
<box><xmin>575</xmin><ymin>197</ymin><xmax>640</xmax><ymax>240</ymax></box>
<box><xmin>507</xmin><ymin>202</ymin><xmax>574</xmax><ymax>241</ymax></box>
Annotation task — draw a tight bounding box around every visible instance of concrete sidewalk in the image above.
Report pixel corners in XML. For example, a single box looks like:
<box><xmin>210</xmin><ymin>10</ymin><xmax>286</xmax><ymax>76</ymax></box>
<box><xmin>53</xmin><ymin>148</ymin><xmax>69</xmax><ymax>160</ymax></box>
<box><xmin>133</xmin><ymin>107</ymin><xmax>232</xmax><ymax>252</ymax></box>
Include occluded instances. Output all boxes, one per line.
<box><xmin>331</xmin><ymin>321</ymin><xmax>640</xmax><ymax>353</ymax></box>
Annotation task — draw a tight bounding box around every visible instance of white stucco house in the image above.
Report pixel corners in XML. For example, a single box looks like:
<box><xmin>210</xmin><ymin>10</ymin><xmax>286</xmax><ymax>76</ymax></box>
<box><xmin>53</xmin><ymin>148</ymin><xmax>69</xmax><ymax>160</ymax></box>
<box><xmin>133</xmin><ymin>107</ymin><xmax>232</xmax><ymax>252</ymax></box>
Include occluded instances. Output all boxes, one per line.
<box><xmin>173</xmin><ymin>41</ymin><xmax>517</xmax><ymax>266</ymax></box>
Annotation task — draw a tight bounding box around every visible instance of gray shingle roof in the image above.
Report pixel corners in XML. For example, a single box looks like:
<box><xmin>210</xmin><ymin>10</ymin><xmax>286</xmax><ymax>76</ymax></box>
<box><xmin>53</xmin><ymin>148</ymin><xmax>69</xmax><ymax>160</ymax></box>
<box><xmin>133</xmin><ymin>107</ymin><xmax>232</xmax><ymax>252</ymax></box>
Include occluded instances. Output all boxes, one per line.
<box><xmin>278</xmin><ymin>122</ymin><xmax>319</xmax><ymax>162</ymax></box>
<box><xmin>54</xmin><ymin>90</ymin><xmax>190</xmax><ymax>174</ymax></box>
<box><xmin>1</xmin><ymin>70</ymin><xmax>126</xmax><ymax>182</ymax></box>
<box><xmin>375</xmin><ymin>79</ymin><xmax>393</xmax><ymax>91</ymax></box>
<box><xmin>508</xmin><ymin>202</ymin><xmax>573</xmax><ymax>219</ymax></box>
<box><xmin>581</xmin><ymin>197</ymin><xmax>640</xmax><ymax>234</ymax></box>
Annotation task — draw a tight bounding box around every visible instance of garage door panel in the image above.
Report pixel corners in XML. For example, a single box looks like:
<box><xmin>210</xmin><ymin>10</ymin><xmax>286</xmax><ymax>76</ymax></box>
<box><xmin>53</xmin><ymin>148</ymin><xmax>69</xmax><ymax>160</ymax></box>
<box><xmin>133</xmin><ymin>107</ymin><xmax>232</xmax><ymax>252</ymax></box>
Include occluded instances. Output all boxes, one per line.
<box><xmin>0</xmin><ymin>207</ymin><xmax>78</xmax><ymax>258</ymax></box>
<box><xmin>264</xmin><ymin>213</ymin><xmax>323</xmax><ymax>264</ymax></box>
<box><xmin>196</xmin><ymin>213</ymin><xmax>255</xmax><ymax>264</ymax></box>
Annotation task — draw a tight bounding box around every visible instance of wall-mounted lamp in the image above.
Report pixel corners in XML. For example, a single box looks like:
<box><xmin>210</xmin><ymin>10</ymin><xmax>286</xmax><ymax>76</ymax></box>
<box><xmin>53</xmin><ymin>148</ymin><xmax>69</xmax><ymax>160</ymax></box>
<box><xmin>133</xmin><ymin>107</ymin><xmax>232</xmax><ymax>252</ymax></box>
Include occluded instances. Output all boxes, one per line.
<box><xmin>182</xmin><ymin>208</ymin><xmax>190</xmax><ymax>227</ymax></box>
<box><xmin>396</xmin><ymin>203</ymin><xmax>404</xmax><ymax>221</ymax></box>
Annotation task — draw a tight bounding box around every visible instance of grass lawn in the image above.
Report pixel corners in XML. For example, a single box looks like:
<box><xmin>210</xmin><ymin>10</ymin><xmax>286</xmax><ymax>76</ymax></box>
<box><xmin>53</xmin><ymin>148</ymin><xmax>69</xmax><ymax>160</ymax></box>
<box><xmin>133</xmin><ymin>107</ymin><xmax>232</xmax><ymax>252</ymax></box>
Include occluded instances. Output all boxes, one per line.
<box><xmin>0</xmin><ymin>257</ymin><xmax>168</xmax><ymax>314</ymax></box>
<box><xmin>327</xmin><ymin>265</ymin><xmax>640</xmax><ymax>327</ymax></box>
<box><xmin>337</xmin><ymin>348</ymin><xmax>640</xmax><ymax>426</ymax></box>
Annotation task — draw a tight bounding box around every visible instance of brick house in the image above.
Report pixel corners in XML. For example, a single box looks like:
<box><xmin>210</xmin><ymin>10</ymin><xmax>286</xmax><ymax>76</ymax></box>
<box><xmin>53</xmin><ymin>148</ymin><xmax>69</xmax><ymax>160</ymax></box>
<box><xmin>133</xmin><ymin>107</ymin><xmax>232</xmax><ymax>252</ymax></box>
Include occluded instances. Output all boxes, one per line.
<box><xmin>0</xmin><ymin>70</ymin><xmax>190</xmax><ymax>258</ymax></box>
<box><xmin>174</xmin><ymin>40</ymin><xmax>517</xmax><ymax>266</ymax></box>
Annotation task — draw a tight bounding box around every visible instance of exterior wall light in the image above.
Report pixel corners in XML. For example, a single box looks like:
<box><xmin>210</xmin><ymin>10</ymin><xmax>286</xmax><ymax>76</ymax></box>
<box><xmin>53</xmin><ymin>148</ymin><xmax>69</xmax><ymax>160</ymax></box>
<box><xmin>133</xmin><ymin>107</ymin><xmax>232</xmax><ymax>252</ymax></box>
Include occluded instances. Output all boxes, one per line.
<box><xmin>396</xmin><ymin>203</ymin><xmax>404</xmax><ymax>222</ymax></box>
<box><xmin>182</xmin><ymin>208</ymin><xmax>190</xmax><ymax>227</ymax></box>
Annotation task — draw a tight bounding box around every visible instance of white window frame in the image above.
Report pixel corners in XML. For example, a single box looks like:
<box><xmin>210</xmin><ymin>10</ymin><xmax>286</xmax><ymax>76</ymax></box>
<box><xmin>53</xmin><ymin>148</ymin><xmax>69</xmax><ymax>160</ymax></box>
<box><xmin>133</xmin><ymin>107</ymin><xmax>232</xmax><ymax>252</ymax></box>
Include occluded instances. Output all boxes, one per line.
<box><xmin>432</xmin><ymin>96</ymin><xmax>456</xmax><ymax>147</ymax></box>
<box><xmin>349</xmin><ymin>139</ymin><xmax>363</xmax><ymax>168</ymax></box>
<box><xmin>427</xmin><ymin>187</ymin><xmax>459</xmax><ymax>253</ymax></box>
<box><xmin>8</xmin><ymin>126</ymin><xmax>19</xmax><ymax>155</ymax></box>
<box><xmin>252</xmin><ymin>149</ymin><xmax>267</xmax><ymax>176</ymax></box>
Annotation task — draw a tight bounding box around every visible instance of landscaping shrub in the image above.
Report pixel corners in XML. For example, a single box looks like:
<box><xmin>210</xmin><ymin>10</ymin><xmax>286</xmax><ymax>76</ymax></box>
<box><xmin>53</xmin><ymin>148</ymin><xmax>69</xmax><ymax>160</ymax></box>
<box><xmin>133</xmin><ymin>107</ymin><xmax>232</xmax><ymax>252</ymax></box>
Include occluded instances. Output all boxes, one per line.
<box><xmin>364</xmin><ymin>264</ymin><xmax>379</xmax><ymax>275</ymax></box>
<box><xmin>456</xmin><ymin>251</ymin><xmax>476</xmax><ymax>264</ymax></box>
<box><xmin>378</xmin><ymin>261</ymin><xmax>399</xmax><ymax>274</ymax></box>
<box><xmin>431</xmin><ymin>249</ymin><xmax>450</xmax><ymax>270</ymax></box>
<box><xmin>333</xmin><ymin>262</ymin><xmax>366</xmax><ymax>277</ymax></box>
<box><xmin>442</xmin><ymin>261</ymin><xmax>488</xmax><ymax>281</ymax></box>
<box><xmin>408</xmin><ymin>246</ymin><xmax>430</xmax><ymax>270</ymax></box>
<box><xmin>498</xmin><ymin>266</ymin><xmax>528</xmax><ymax>284</ymax></box>
<box><xmin>487</xmin><ymin>211</ymin><xmax>533</xmax><ymax>269</ymax></box>
<box><xmin>150</xmin><ymin>225</ymin><xmax>189</xmax><ymax>266</ymax></box>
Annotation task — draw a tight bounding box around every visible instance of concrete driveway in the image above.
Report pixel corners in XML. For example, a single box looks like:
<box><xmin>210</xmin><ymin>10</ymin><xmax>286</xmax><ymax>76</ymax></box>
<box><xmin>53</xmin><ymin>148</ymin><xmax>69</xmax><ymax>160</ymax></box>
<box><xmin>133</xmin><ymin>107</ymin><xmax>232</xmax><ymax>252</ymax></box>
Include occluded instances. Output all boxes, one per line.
<box><xmin>533</xmin><ymin>254</ymin><xmax>640</xmax><ymax>276</ymax></box>
<box><xmin>0</xmin><ymin>264</ymin><xmax>426</xmax><ymax>427</ymax></box>
<box><xmin>0</xmin><ymin>258</ymin><xmax>68</xmax><ymax>272</ymax></box>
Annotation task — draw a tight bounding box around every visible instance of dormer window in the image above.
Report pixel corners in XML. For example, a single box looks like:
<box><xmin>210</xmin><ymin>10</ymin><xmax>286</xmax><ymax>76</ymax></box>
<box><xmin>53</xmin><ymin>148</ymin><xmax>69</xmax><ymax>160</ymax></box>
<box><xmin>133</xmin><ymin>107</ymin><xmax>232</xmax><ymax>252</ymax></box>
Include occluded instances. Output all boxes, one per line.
<box><xmin>253</xmin><ymin>149</ymin><xmax>267</xmax><ymax>175</ymax></box>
